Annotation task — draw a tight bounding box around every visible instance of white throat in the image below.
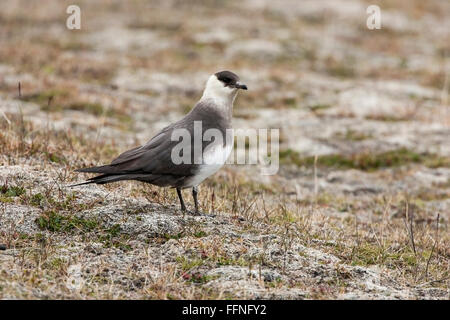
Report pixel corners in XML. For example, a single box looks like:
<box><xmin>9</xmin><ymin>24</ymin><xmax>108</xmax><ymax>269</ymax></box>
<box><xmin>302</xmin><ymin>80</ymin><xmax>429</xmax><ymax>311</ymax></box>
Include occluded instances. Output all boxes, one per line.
<box><xmin>200</xmin><ymin>75</ymin><xmax>238</xmax><ymax>107</ymax></box>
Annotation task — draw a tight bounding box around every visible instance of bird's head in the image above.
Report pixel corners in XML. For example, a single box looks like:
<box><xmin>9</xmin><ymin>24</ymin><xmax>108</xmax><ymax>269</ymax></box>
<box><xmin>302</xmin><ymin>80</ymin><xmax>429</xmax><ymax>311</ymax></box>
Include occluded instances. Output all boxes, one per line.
<box><xmin>201</xmin><ymin>70</ymin><xmax>247</xmax><ymax>105</ymax></box>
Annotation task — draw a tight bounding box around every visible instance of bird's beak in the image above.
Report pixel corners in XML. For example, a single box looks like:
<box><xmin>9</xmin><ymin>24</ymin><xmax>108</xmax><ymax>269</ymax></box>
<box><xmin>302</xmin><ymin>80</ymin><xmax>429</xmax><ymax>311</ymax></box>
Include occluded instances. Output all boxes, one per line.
<box><xmin>235</xmin><ymin>82</ymin><xmax>248</xmax><ymax>90</ymax></box>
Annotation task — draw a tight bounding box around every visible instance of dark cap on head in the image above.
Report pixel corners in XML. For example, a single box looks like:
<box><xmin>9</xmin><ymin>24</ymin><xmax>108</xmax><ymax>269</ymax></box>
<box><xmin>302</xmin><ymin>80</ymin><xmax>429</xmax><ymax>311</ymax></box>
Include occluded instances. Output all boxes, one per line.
<box><xmin>215</xmin><ymin>70</ymin><xmax>248</xmax><ymax>90</ymax></box>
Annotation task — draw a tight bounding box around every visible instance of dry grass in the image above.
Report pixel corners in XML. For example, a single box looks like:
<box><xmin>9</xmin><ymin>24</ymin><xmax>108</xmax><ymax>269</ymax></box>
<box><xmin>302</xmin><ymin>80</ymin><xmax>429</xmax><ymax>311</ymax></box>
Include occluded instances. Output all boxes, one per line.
<box><xmin>0</xmin><ymin>111</ymin><xmax>449</xmax><ymax>298</ymax></box>
<box><xmin>0</xmin><ymin>0</ymin><xmax>449</xmax><ymax>299</ymax></box>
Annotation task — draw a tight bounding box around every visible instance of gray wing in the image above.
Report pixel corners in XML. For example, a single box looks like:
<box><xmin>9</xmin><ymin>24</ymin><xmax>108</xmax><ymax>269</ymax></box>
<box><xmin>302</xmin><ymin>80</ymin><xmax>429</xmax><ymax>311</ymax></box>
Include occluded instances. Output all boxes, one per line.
<box><xmin>75</xmin><ymin>101</ymin><xmax>230</xmax><ymax>186</ymax></box>
<box><xmin>77</xmin><ymin>124</ymin><xmax>197</xmax><ymax>176</ymax></box>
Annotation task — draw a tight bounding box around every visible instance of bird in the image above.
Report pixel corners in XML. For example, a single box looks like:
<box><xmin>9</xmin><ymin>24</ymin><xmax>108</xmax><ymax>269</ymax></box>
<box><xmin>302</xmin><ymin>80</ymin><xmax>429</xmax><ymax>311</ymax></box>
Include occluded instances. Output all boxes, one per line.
<box><xmin>72</xmin><ymin>70</ymin><xmax>247</xmax><ymax>215</ymax></box>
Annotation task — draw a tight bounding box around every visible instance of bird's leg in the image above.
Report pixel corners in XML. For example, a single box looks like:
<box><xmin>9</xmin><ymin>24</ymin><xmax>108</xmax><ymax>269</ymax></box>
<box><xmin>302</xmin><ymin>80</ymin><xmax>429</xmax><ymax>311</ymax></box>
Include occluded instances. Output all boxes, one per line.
<box><xmin>192</xmin><ymin>186</ymin><xmax>199</xmax><ymax>214</ymax></box>
<box><xmin>176</xmin><ymin>188</ymin><xmax>186</xmax><ymax>212</ymax></box>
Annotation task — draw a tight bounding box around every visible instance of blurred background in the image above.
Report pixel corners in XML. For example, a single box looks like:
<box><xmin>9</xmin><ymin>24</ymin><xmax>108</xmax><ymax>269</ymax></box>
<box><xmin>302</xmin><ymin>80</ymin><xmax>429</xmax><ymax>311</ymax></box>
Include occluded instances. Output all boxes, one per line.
<box><xmin>0</xmin><ymin>0</ymin><xmax>449</xmax><ymax>299</ymax></box>
<box><xmin>1</xmin><ymin>0</ymin><xmax>449</xmax><ymax>204</ymax></box>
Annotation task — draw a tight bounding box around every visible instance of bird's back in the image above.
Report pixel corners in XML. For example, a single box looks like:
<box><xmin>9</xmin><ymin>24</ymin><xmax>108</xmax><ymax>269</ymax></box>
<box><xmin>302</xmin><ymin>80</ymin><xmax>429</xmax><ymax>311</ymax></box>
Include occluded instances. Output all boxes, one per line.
<box><xmin>76</xmin><ymin>99</ymin><xmax>233</xmax><ymax>188</ymax></box>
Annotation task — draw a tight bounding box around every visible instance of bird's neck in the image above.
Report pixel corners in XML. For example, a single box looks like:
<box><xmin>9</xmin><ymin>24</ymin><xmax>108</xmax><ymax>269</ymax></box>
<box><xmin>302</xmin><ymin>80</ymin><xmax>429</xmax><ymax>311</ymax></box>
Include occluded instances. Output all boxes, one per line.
<box><xmin>199</xmin><ymin>91</ymin><xmax>236</xmax><ymax>120</ymax></box>
<box><xmin>200</xmin><ymin>88</ymin><xmax>237</xmax><ymax>106</ymax></box>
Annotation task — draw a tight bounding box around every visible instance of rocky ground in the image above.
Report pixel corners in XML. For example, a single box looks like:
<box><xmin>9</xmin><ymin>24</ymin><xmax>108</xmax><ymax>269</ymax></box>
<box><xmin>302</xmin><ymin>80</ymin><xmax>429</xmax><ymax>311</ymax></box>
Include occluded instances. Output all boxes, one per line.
<box><xmin>0</xmin><ymin>0</ymin><xmax>449</xmax><ymax>299</ymax></box>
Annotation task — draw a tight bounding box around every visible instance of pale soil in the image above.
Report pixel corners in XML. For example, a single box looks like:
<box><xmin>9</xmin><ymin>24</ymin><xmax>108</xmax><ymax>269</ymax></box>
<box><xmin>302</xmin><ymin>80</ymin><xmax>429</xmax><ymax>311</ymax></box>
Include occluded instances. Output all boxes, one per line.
<box><xmin>0</xmin><ymin>0</ymin><xmax>449</xmax><ymax>299</ymax></box>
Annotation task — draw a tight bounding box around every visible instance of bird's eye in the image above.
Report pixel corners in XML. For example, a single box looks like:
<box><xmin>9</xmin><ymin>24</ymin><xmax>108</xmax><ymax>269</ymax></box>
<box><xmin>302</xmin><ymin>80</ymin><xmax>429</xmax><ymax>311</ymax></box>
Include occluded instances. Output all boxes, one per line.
<box><xmin>222</xmin><ymin>77</ymin><xmax>231</xmax><ymax>83</ymax></box>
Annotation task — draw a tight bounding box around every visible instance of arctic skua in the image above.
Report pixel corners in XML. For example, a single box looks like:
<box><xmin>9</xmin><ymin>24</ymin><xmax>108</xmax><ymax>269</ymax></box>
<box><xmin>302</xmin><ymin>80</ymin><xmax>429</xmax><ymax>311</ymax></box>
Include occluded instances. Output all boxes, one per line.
<box><xmin>73</xmin><ymin>70</ymin><xmax>247</xmax><ymax>215</ymax></box>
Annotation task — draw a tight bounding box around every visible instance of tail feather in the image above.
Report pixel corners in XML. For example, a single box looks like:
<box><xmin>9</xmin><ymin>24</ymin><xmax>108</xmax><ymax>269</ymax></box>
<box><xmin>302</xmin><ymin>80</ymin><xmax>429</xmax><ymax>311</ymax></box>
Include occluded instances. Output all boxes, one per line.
<box><xmin>69</xmin><ymin>173</ymin><xmax>151</xmax><ymax>188</ymax></box>
<box><xmin>67</xmin><ymin>180</ymin><xmax>96</xmax><ymax>187</ymax></box>
<box><xmin>75</xmin><ymin>165</ymin><xmax>114</xmax><ymax>174</ymax></box>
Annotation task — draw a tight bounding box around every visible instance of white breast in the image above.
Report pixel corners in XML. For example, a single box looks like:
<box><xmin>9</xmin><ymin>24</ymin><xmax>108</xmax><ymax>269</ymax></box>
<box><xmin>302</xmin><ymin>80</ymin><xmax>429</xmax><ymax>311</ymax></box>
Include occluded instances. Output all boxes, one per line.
<box><xmin>203</xmin><ymin>142</ymin><xmax>233</xmax><ymax>165</ymax></box>
<box><xmin>185</xmin><ymin>143</ymin><xmax>233</xmax><ymax>187</ymax></box>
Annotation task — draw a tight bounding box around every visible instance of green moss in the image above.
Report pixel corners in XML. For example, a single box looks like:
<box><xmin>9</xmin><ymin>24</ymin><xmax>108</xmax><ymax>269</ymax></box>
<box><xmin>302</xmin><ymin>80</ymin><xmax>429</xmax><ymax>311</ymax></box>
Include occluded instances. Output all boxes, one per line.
<box><xmin>30</xmin><ymin>193</ymin><xmax>45</xmax><ymax>206</ymax></box>
<box><xmin>59</xmin><ymin>41</ymin><xmax>92</xmax><ymax>51</ymax></box>
<box><xmin>67</xmin><ymin>102</ymin><xmax>130</xmax><ymax>121</ymax></box>
<box><xmin>185</xmin><ymin>274</ymin><xmax>215</xmax><ymax>284</ymax></box>
<box><xmin>36</xmin><ymin>211</ymin><xmax>65</xmax><ymax>232</ymax></box>
<box><xmin>193</xmin><ymin>230</ymin><xmax>208</xmax><ymax>238</ymax></box>
<box><xmin>0</xmin><ymin>196</ymin><xmax>13</xmax><ymax>203</ymax></box>
<box><xmin>54</xmin><ymin>193</ymin><xmax>76</xmax><ymax>210</ymax></box>
<box><xmin>31</xmin><ymin>194</ymin><xmax>130</xmax><ymax>252</ymax></box>
<box><xmin>325</xmin><ymin>62</ymin><xmax>355</xmax><ymax>78</ymax></box>
<box><xmin>20</xmin><ymin>90</ymin><xmax>132</xmax><ymax>129</ymax></box>
<box><xmin>163</xmin><ymin>232</ymin><xmax>184</xmax><ymax>240</ymax></box>
<box><xmin>42</xmin><ymin>65</ymin><xmax>55</xmax><ymax>75</ymax></box>
<box><xmin>282</xmin><ymin>97</ymin><xmax>297</xmax><ymax>108</ymax></box>
<box><xmin>45</xmin><ymin>152</ymin><xmax>67</xmax><ymax>164</ymax></box>
<box><xmin>351</xmin><ymin>243</ymin><xmax>417</xmax><ymax>267</ymax></box>
<box><xmin>366</xmin><ymin>114</ymin><xmax>411</xmax><ymax>122</ymax></box>
<box><xmin>97</xmin><ymin>224</ymin><xmax>132</xmax><ymax>251</ymax></box>
<box><xmin>176</xmin><ymin>256</ymin><xmax>205</xmax><ymax>271</ymax></box>
<box><xmin>297</xmin><ymin>192</ymin><xmax>346</xmax><ymax>208</ymax></box>
<box><xmin>216</xmin><ymin>256</ymin><xmax>249</xmax><ymax>267</ymax></box>
<box><xmin>21</xmin><ymin>89</ymin><xmax>70</xmax><ymax>107</ymax></box>
<box><xmin>280</xmin><ymin>148</ymin><xmax>450</xmax><ymax>171</ymax></box>
<box><xmin>0</xmin><ymin>185</ymin><xmax>25</xmax><ymax>197</ymax></box>
<box><xmin>69</xmin><ymin>216</ymin><xmax>99</xmax><ymax>232</ymax></box>
<box><xmin>336</xmin><ymin>129</ymin><xmax>372</xmax><ymax>141</ymax></box>
<box><xmin>269</xmin><ymin>208</ymin><xmax>297</xmax><ymax>224</ymax></box>
<box><xmin>308</xmin><ymin>104</ymin><xmax>331</xmax><ymax>112</ymax></box>
<box><xmin>48</xmin><ymin>257</ymin><xmax>66</xmax><ymax>270</ymax></box>
<box><xmin>67</xmin><ymin>102</ymin><xmax>105</xmax><ymax>116</ymax></box>
<box><xmin>423</xmin><ymin>156</ymin><xmax>450</xmax><ymax>168</ymax></box>
<box><xmin>107</xmin><ymin>224</ymin><xmax>121</xmax><ymax>237</ymax></box>
<box><xmin>36</xmin><ymin>211</ymin><xmax>99</xmax><ymax>233</ymax></box>
<box><xmin>1</xmin><ymin>184</ymin><xmax>25</xmax><ymax>202</ymax></box>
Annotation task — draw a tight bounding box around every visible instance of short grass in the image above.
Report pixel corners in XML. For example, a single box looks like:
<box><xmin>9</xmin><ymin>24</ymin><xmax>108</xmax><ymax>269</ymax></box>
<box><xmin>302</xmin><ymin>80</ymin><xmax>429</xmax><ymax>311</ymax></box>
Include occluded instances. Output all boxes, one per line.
<box><xmin>0</xmin><ymin>0</ymin><xmax>449</xmax><ymax>300</ymax></box>
<box><xmin>279</xmin><ymin>148</ymin><xmax>450</xmax><ymax>171</ymax></box>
